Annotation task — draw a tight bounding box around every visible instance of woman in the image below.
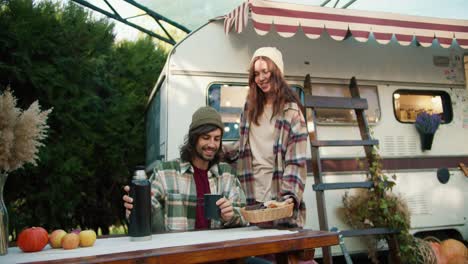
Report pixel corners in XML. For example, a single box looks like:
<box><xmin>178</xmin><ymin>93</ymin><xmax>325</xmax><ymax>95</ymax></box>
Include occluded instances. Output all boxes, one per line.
<box><xmin>227</xmin><ymin>47</ymin><xmax>308</xmax><ymax>228</ymax></box>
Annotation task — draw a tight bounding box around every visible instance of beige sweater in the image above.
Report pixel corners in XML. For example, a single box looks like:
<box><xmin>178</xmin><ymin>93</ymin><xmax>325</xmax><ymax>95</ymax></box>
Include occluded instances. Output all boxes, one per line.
<box><xmin>249</xmin><ymin>105</ymin><xmax>276</xmax><ymax>202</ymax></box>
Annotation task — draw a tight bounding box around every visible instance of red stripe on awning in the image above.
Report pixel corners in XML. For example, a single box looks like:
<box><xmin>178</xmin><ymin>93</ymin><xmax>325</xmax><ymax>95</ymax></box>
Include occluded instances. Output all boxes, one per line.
<box><xmin>302</xmin><ymin>26</ymin><xmax>324</xmax><ymax>36</ymax></box>
<box><xmin>275</xmin><ymin>24</ymin><xmax>300</xmax><ymax>34</ymax></box>
<box><xmin>437</xmin><ymin>37</ymin><xmax>454</xmax><ymax>46</ymax></box>
<box><xmin>350</xmin><ymin>30</ymin><xmax>370</xmax><ymax>39</ymax></box>
<box><xmin>416</xmin><ymin>35</ymin><xmax>435</xmax><ymax>44</ymax></box>
<box><xmin>395</xmin><ymin>34</ymin><xmax>413</xmax><ymax>42</ymax></box>
<box><xmin>252</xmin><ymin>20</ymin><xmax>272</xmax><ymax>32</ymax></box>
<box><xmin>458</xmin><ymin>39</ymin><xmax>468</xmax><ymax>46</ymax></box>
<box><xmin>326</xmin><ymin>28</ymin><xmax>348</xmax><ymax>38</ymax></box>
<box><xmin>373</xmin><ymin>32</ymin><xmax>393</xmax><ymax>41</ymax></box>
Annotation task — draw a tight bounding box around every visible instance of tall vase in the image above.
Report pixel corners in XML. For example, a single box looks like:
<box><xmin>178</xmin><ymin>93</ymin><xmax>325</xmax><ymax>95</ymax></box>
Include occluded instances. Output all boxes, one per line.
<box><xmin>0</xmin><ymin>172</ymin><xmax>8</xmax><ymax>255</ymax></box>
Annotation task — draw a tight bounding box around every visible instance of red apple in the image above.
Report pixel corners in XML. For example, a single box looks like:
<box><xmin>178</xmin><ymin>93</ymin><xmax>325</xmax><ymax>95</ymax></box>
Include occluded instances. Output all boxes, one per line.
<box><xmin>49</xmin><ymin>229</ymin><xmax>67</xmax><ymax>248</ymax></box>
<box><xmin>79</xmin><ymin>230</ymin><xmax>97</xmax><ymax>247</ymax></box>
<box><xmin>61</xmin><ymin>233</ymin><xmax>79</xmax><ymax>250</ymax></box>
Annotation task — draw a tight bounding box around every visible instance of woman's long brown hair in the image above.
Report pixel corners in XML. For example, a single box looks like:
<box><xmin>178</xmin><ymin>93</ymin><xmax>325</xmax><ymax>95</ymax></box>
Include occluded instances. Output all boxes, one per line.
<box><xmin>246</xmin><ymin>57</ymin><xmax>303</xmax><ymax>125</ymax></box>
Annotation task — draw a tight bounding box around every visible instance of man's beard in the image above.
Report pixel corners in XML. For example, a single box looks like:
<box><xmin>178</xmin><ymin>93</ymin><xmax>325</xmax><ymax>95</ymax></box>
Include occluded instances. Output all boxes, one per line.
<box><xmin>195</xmin><ymin>146</ymin><xmax>218</xmax><ymax>162</ymax></box>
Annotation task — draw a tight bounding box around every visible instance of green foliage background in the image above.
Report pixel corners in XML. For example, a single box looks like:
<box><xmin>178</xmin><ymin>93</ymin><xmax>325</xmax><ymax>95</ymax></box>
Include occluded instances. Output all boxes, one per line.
<box><xmin>0</xmin><ymin>0</ymin><xmax>167</xmax><ymax>238</ymax></box>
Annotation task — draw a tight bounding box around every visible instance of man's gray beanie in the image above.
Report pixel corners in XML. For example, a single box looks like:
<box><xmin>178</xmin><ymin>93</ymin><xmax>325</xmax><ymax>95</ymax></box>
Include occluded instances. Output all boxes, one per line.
<box><xmin>189</xmin><ymin>106</ymin><xmax>224</xmax><ymax>131</ymax></box>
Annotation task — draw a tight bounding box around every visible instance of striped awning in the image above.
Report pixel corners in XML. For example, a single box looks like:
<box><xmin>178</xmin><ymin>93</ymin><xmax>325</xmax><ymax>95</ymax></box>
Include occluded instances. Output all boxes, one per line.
<box><xmin>224</xmin><ymin>0</ymin><xmax>468</xmax><ymax>49</ymax></box>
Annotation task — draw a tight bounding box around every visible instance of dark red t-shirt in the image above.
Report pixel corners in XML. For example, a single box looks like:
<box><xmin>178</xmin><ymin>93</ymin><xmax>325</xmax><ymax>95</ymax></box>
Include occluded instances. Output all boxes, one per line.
<box><xmin>193</xmin><ymin>166</ymin><xmax>211</xmax><ymax>229</ymax></box>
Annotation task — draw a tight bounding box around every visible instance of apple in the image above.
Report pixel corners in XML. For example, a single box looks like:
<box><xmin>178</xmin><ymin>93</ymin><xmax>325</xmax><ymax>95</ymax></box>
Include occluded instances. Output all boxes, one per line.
<box><xmin>61</xmin><ymin>233</ymin><xmax>80</xmax><ymax>250</ymax></box>
<box><xmin>49</xmin><ymin>229</ymin><xmax>67</xmax><ymax>248</ymax></box>
<box><xmin>79</xmin><ymin>230</ymin><xmax>97</xmax><ymax>247</ymax></box>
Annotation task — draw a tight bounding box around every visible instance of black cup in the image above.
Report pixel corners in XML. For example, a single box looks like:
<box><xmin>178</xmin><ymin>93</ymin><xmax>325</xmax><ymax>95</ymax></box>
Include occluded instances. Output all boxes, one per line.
<box><xmin>204</xmin><ymin>194</ymin><xmax>222</xmax><ymax>220</ymax></box>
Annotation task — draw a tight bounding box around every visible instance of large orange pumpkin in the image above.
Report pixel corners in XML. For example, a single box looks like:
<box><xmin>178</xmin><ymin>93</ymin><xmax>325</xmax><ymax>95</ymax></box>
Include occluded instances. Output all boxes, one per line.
<box><xmin>440</xmin><ymin>239</ymin><xmax>467</xmax><ymax>261</ymax></box>
<box><xmin>17</xmin><ymin>227</ymin><xmax>49</xmax><ymax>252</ymax></box>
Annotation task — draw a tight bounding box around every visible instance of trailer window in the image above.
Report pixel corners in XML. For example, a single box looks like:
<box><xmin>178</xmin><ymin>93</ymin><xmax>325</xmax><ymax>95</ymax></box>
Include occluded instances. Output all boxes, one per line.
<box><xmin>306</xmin><ymin>83</ymin><xmax>380</xmax><ymax>124</ymax></box>
<box><xmin>393</xmin><ymin>90</ymin><xmax>452</xmax><ymax>123</ymax></box>
<box><xmin>146</xmin><ymin>85</ymin><xmax>162</xmax><ymax>166</ymax></box>
<box><xmin>208</xmin><ymin>83</ymin><xmax>304</xmax><ymax>140</ymax></box>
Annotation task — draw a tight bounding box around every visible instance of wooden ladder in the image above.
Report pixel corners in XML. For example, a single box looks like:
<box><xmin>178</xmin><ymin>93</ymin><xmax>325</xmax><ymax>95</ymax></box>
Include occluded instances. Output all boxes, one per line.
<box><xmin>303</xmin><ymin>75</ymin><xmax>401</xmax><ymax>264</ymax></box>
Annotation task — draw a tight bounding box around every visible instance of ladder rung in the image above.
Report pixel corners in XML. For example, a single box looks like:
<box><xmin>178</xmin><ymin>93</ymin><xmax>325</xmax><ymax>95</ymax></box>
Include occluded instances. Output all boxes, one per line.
<box><xmin>340</xmin><ymin>228</ymin><xmax>400</xmax><ymax>237</ymax></box>
<box><xmin>313</xmin><ymin>181</ymin><xmax>374</xmax><ymax>191</ymax></box>
<box><xmin>304</xmin><ymin>95</ymin><xmax>368</xmax><ymax>110</ymax></box>
<box><xmin>311</xmin><ymin>140</ymin><xmax>379</xmax><ymax>147</ymax></box>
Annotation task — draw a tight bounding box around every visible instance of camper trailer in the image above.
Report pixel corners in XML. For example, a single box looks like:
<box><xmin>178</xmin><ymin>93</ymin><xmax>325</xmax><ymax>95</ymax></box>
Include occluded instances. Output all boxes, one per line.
<box><xmin>145</xmin><ymin>0</ymin><xmax>468</xmax><ymax>256</ymax></box>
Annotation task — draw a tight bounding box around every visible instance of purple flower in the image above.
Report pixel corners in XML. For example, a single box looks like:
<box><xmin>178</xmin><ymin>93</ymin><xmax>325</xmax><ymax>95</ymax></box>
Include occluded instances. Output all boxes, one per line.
<box><xmin>415</xmin><ymin>112</ymin><xmax>441</xmax><ymax>134</ymax></box>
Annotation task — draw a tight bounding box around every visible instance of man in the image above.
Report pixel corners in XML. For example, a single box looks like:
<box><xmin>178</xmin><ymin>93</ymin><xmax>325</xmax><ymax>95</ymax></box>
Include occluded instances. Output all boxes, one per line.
<box><xmin>123</xmin><ymin>106</ymin><xmax>246</xmax><ymax>232</ymax></box>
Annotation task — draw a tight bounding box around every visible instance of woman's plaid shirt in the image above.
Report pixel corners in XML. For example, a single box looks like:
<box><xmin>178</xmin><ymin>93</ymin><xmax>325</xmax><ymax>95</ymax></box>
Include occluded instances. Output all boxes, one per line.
<box><xmin>235</xmin><ymin>102</ymin><xmax>308</xmax><ymax>227</ymax></box>
<box><xmin>149</xmin><ymin>160</ymin><xmax>247</xmax><ymax>232</ymax></box>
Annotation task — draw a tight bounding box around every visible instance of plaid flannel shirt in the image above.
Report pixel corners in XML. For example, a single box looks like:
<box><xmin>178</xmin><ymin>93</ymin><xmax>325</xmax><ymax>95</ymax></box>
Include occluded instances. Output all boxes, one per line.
<box><xmin>149</xmin><ymin>160</ymin><xmax>247</xmax><ymax>232</ymax></box>
<box><xmin>233</xmin><ymin>102</ymin><xmax>308</xmax><ymax>227</ymax></box>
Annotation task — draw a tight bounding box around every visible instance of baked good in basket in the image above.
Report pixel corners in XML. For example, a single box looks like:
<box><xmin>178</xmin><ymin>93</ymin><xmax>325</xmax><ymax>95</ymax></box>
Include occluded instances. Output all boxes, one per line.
<box><xmin>240</xmin><ymin>201</ymin><xmax>294</xmax><ymax>223</ymax></box>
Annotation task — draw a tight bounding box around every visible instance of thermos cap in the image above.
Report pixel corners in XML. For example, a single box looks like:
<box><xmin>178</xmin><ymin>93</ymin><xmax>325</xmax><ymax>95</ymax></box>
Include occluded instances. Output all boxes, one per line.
<box><xmin>133</xmin><ymin>166</ymin><xmax>147</xmax><ymax>180</ymax></box>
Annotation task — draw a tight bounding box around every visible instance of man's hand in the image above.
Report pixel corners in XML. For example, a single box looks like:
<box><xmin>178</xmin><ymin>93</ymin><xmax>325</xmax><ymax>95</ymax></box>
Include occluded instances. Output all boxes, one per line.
<box><xmin>122</xmin><ymin>185</ymin><xmax>133</xmax><ymax>218</ymax></box>
<box><xmin>123</xmin><ymin>185</ymin><xmax>155</xmax><ymax>218</ymax></box>
<box><xmin>216</xmin><ymin>197</ymin><xmax>234</xmax><ymax>222</ymax></box>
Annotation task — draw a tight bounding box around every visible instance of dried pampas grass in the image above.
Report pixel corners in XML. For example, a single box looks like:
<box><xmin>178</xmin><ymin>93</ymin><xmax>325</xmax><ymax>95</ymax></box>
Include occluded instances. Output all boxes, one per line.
<box><xmin>0</xmin><ymin>88</ymin><xmax>52</xmax><ymax>172</ymax></box>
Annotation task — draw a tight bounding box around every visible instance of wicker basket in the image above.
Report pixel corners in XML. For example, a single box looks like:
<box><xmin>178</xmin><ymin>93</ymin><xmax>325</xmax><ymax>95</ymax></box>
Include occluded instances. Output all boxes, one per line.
<box><xmin>240</xmin><ymin>203</ymin><xmax>294</xmax><ymax>223</ymax></box>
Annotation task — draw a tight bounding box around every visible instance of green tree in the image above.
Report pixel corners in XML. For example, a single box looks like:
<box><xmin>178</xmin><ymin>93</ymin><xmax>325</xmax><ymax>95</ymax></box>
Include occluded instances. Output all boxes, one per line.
<box><xmin>77</xmin><ymin>37</ymin><xmax>167</xmax><ymax>234</ymax></box>
<box><xmin>0</xmin><ymin>0</ymin><xmax>167</xmax><ymax>237</ymax></box>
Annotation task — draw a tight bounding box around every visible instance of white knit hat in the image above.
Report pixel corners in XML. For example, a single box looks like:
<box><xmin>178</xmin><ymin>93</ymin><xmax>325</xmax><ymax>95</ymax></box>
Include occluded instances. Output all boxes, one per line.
<box><xmin>250</xmin><ymin>47</ymin><xmax>284</xmax><ymax>75</ymax></box>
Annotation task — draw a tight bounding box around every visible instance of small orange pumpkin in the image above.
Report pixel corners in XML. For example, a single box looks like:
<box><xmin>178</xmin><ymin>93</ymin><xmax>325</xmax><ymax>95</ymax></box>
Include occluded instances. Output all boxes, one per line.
<box><xmin>440</xmin><ymin>239</ymin><xmax>467</xmax><ymax>261</ymax></box>
<box><xmin>17</xmin><ymin>227</ymin><xmax>48</xmax><ymax>252</ymax></box>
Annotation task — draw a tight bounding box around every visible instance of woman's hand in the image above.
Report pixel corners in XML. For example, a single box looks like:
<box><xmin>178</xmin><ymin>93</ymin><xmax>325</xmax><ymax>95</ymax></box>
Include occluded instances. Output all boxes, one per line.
<box><xmin>264</xmin><ymin>198</ymin><xmax>294</xmax><ymax>208</ymax></box>
<box><xmin>284</xmin><ymin>198</ymin><xmax>294</xmax><ymax>204</ymax></box>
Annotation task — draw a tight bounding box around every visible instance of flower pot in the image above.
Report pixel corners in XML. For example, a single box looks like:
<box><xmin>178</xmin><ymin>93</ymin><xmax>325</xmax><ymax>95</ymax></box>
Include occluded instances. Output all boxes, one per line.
<box><xmin>420</xmin><ymin>133</ymin><xmax>434</xmax><ymax>151</ymax></box>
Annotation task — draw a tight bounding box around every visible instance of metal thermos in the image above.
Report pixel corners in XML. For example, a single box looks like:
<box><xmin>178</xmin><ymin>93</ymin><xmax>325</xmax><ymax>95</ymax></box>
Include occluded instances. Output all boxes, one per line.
<box><xmin>128</xmin><ymin>166</ymin><xmax>152</xmax><ymax>241</ymax></box>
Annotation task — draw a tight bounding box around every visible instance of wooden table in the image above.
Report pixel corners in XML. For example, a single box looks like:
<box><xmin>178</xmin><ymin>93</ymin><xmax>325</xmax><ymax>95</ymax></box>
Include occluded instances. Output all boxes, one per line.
<box><xmin>1</xmin><ymin>227</ymin><xmax>338</xmax><ymax>264</ymax></box>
